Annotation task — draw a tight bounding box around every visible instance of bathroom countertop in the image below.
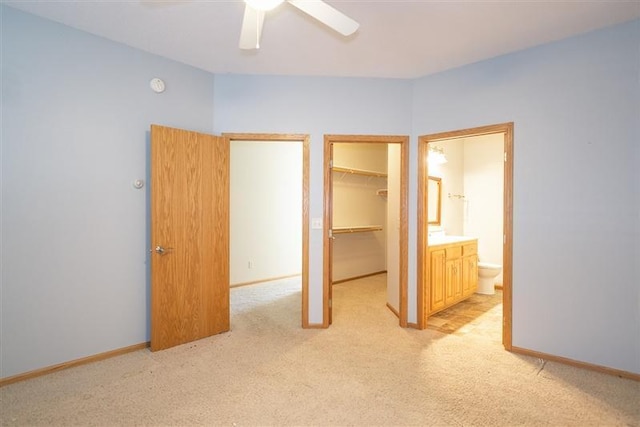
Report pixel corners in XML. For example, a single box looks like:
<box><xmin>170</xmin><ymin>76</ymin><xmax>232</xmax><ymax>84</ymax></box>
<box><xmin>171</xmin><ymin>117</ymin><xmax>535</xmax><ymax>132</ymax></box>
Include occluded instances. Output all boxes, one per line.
<box><xmin>428</xmin><ymin>235</ymin><xmax>477</xmax><ymax>246</ymax></box>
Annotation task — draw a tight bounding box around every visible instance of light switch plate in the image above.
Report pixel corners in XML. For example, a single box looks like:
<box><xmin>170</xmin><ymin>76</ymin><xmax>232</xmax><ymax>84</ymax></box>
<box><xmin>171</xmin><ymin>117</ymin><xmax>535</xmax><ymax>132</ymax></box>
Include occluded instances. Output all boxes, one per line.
<box><xmin>311</xmin><ymin>218</ymin><xmax>322</xmax><ymax>229</ymax></box>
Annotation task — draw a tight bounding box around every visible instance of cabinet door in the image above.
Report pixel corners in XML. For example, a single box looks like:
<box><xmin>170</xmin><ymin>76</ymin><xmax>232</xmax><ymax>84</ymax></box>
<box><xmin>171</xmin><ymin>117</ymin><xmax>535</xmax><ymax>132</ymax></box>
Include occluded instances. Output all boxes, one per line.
<box><xmin>430</xmin><ymin>249</ymin><xmax>446</xmax><ymax>312</ymax></box>
<box><xmin>445</xmin><ymin>258</ymin><xmax>462</xmax><ymax>304</ymax></box>
<box><xmin>462</xmin><ymin>255</ymin><xmax>478</xmax><ymax>296</ymax></box>
<box><xmin>453</xmin><ymin>259</ymin><xmax>463</xmax><ymax>299</ymax></box>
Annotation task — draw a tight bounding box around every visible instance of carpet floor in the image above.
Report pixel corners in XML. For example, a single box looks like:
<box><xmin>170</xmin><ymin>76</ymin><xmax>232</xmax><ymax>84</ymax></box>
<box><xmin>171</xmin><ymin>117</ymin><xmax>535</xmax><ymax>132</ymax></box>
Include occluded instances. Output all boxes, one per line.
<box><xmin>1</xmin><ymin>274</ymin><xmax>638</xmax><ymax>426</ymax></box>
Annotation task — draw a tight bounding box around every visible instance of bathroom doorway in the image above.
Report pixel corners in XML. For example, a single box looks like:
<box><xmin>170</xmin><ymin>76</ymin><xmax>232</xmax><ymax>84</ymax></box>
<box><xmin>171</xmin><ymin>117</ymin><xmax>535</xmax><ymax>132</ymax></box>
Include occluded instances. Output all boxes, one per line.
<box><xmin>418</xmin><ymin>123</ymin><xmax>513</xmax><ymax>349</ymax></box>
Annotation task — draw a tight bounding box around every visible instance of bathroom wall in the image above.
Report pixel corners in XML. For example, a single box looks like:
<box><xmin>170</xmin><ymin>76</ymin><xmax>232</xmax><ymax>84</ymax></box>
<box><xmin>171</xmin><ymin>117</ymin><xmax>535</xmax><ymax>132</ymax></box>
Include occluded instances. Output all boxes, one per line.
<box><xmin>431</xmin><ymin>141</ymin><xmax>464</xmax><ymax>235</ymax></box>
<box><xmin>462</xmin><ymin>134</ymin><xmax>504</xmax><ymax>284</ymax></box>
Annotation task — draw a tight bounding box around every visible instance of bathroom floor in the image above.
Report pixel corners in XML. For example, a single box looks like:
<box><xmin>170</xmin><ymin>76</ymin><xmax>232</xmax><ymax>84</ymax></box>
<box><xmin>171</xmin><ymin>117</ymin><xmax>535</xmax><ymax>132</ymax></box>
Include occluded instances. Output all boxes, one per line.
<box><xmin>426</xmin><ymin>290</ymin><xmax>502</xmax><ymax>341</ymax></box>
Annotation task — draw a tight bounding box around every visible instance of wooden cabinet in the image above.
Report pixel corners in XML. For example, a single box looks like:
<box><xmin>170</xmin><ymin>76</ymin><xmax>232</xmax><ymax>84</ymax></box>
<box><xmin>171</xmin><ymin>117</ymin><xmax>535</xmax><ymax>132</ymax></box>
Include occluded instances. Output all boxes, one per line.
<box><xmin>428</xmin><ymin>239</ymin><xmax>478</xmax><ymax>316</ymax></box>
<box><xmin>429</xmin><ymin>249</ymin><xmax>446</xmax><ymax>312</ymax></box>
<box><xmin>445</xmin><ymin>257</ymin><xmax>462</xmax><ymax>304</ymax></box>
<box><xmin>462</xmin><ymin>243</ymin><xmax>478</xmax><ymax>296</ymax></box>
<box><xmin>444</xmin><ymin>245</ymin><xmax>463</xmax><ymax>305</ymax></box>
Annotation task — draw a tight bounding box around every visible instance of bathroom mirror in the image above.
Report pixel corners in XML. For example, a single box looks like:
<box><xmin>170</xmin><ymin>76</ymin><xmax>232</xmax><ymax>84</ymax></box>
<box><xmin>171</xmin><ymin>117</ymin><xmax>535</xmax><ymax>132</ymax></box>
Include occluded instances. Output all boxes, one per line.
<box><xmin>428</xmin><ymin>176</ymin><xmax>442</xmax><ymax>225</ymax></box>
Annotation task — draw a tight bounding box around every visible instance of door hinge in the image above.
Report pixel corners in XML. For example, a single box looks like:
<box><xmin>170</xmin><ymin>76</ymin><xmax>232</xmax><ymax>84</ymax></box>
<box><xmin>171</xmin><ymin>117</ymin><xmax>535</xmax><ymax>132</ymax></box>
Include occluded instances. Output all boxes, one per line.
<box><xmin>329</xmin><ymin>299</ymin><xmax>332</xmax><ymax>308</ymax></box>
<box><xmin>504</xmin><ymin>152</ymin><xmax>507</xmax><ymax>162</ymax></box>
<box><xmin>329</xmin><ymin>159</ymin><xmax>333</xmax><ymax>168</ymax></box>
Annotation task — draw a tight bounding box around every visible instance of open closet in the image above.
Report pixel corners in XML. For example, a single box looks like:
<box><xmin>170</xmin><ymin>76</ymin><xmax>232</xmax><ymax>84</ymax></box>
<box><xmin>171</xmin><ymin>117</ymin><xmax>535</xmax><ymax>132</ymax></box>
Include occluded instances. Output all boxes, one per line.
<box><xmin>332</xmin><ymin>143</ymin><xmax>387</xmax><ymax>279</ymax></box>
<box><xmin>330</xmin><ymin>142</ymin><xmax>402</xmax><ymax>318</ymax></box>
<box><xmin>323</xmin><ymin>134</ymin><xmax>408</xmax><ymax>327</ymax></box>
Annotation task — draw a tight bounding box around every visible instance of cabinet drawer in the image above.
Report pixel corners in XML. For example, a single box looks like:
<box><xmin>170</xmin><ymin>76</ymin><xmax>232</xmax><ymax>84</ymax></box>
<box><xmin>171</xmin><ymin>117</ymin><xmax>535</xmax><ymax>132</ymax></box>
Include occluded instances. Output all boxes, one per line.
<box><xmin>462</xmin><ymin>243</ymin><xmax>477</xmax><ymax>256</ymax></box>
<box><xmin>445</xmin><ymin>246</ymin><xmax>462</xmax><ymax>259</ymax></box>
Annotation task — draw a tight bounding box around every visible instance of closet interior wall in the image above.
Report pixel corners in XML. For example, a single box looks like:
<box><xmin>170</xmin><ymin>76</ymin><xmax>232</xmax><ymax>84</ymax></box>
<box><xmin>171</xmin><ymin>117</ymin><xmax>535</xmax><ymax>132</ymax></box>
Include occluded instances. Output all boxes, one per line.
<box><xmin>332</xmin><ymin>143</ymin><xmax>388</xmax><ymax>282</ymax></box>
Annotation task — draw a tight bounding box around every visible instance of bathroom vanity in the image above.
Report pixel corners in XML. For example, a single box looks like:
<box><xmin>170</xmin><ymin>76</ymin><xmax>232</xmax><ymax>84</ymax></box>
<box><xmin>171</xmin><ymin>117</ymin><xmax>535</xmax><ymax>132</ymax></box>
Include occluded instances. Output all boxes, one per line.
<box><xmin>427</xmin><ymin>237</ymin><xmax>478</xmax><ymax>315</ymax></box>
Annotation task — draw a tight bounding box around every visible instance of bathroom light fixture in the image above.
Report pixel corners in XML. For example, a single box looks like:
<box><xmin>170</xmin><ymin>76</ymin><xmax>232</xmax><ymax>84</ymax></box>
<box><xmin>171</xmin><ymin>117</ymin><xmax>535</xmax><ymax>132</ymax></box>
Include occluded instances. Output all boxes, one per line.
<box><xmin>428</xmin><ymin>145</ymin><xmax>448</xmax><ymax>165</ymax></box>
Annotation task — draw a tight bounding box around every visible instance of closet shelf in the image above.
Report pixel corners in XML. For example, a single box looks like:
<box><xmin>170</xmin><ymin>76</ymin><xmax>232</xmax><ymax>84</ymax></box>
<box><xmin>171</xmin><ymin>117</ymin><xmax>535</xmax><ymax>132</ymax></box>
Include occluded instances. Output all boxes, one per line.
<box><xmin>332</xmin><ymin>166</ymin><xmax>387</xmax><ymax>178</ymax></box>
<box><xmin>332</xmin><ymin>225</ymin><xmax>383</xmax><ymax>234</ymax></box>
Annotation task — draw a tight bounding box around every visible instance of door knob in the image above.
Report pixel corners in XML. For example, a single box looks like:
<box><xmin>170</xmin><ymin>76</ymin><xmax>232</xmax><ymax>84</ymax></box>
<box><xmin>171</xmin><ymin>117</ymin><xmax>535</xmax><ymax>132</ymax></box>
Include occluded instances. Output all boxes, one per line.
<box><xmin>155</xmin><ymin>245</ymin><xmax>173</xmax><ymax>255</ymax></box>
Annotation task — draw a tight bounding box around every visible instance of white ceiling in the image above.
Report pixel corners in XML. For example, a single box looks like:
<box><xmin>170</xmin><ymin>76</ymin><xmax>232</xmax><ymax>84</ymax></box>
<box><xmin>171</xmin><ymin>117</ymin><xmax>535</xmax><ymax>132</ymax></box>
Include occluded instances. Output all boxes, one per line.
<box><xmin>5</xmin><ymin>0</ymin><xmax>640</xmax><ymax>79</ymax></box>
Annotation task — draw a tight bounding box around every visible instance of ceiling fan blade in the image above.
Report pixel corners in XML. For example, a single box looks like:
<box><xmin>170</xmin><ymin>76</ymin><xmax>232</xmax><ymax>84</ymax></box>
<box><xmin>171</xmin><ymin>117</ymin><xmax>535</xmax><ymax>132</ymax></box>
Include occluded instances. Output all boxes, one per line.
<box><xmin>239</xmin><ymin>5</ymin><xmax>266</xmax><ymax>50</ymax></box>
<box><xmin>288</xmin><ymin>0</ymin><xmax>359</xmax><ymax>36</ymax></box>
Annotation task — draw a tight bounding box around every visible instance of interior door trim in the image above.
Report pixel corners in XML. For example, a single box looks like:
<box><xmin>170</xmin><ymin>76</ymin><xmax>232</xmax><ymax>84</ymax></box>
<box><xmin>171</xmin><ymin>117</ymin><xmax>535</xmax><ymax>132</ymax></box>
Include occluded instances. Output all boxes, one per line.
<box><xmin>418</xmin><ymin>122</ymin><xmax>513</xmax><ymax>350</ymax></box>
<box><xmin>223</xmin><ymin>133</ymin><xmax>310</xmax><ymax>328</ymax></box>
<box><xmin>323</xmin><ymin>134</ymin><xmax>409</xmax><ymax>328</ymax></box>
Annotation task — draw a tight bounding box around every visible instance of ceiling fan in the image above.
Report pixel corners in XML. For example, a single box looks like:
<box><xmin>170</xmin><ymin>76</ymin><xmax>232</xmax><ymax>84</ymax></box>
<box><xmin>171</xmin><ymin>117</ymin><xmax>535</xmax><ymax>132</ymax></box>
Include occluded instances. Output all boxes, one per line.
<box><xmin>240</xmin><ymin>0</ymin><xmax>359</xmax><ymax>49</ymax></box>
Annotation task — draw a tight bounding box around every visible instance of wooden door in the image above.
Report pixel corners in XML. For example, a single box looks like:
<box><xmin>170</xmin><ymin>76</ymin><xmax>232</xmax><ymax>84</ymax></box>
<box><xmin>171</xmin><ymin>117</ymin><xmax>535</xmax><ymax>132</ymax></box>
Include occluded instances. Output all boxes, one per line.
<box><xmin>150</xmin><ymin>125</ymin><xmax>229</xmax><ymax>351</ymax></box>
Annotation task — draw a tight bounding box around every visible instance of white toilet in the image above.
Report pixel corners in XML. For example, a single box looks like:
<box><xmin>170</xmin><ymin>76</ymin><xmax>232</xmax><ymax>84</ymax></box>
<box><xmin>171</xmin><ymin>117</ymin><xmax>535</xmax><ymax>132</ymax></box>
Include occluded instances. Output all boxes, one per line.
<box><xmin>477</xmin><ymin>262</ymin><xmax>501</xmax><ymax>295</ymax></box>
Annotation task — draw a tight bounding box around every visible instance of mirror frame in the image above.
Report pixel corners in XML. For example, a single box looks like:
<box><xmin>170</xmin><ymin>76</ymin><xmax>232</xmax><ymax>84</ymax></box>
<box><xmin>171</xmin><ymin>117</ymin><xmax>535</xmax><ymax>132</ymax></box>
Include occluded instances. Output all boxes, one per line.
<box><xmin>427</xmin><ymin>176</ymin><xmax>442</xmax><ymax>225</ymax></box>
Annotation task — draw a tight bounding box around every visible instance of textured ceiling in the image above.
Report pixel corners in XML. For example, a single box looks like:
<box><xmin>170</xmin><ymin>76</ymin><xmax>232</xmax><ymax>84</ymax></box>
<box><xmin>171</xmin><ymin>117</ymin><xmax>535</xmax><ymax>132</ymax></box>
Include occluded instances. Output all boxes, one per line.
<box><xmin>5</xmin><ymin>0</ymin><xmax>640</xmax><ymax>79</ymax></box>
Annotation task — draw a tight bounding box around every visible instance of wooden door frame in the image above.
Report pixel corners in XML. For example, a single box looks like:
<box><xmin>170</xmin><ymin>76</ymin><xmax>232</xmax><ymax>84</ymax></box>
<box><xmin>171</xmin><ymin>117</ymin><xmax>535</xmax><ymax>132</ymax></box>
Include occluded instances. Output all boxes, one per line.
<box><xmin>223</xmin><ymin>133</ymin><xmax>311</xmax><ymax>328</ymax></box>
<box><xmin>417</xmin><ymin>123</ymin><xmax>513</xmax><ymax>350</ymax></box>
<box><xmin>323</xmin><ymin>135</ymin><xmax>409</xmax><ymax>328</ymax></box>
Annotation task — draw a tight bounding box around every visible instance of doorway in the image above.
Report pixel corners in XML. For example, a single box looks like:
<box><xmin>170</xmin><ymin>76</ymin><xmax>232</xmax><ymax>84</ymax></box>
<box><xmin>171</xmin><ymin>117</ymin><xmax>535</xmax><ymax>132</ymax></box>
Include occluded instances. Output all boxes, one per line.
<box><xmin>323</xmin><ymin>135</ymin><xmax>409</xmax><ymax>327</ymax></box>
<box><xmin>418</xmin><ymin>123</ymin><xmax>513</xmax><ymax>349</ymax></box>
<box><xmin>225</xmin><ymin>133</ymin><xmax>310</xmax><ymax>327</ymax></box>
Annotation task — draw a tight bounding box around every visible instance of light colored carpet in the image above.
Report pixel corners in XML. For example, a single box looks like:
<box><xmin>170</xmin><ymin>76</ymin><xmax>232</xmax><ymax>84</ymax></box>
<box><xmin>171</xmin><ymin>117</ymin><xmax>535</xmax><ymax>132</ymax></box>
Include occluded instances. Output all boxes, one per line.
<box><xmin>1</xmin><ymin>274</ymin><xmax>638</xmax><ymax>426</ymax></box>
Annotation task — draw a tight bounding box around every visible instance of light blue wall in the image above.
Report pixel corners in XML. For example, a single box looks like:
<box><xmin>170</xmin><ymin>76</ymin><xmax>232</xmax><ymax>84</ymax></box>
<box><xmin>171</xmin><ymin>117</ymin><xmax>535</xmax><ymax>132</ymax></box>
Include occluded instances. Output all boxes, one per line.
<box><xmin>2</xmin><ymin>4</ymin><xmax>638</xmax><ymax>379</ymax></box>
<box><xmin>412</xmin><ymin>19</ymin><xmax>640</xmax><ymax>373</ymax></box>
<box><xmin>1</xmin><ymin>6</ymin><xmax>215</xmax><ymax>378</ymax></box>
<box><xmin>213</xmin><ymin>75</ymin><xmax>413</xmax><ymax>322</ymax></box>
